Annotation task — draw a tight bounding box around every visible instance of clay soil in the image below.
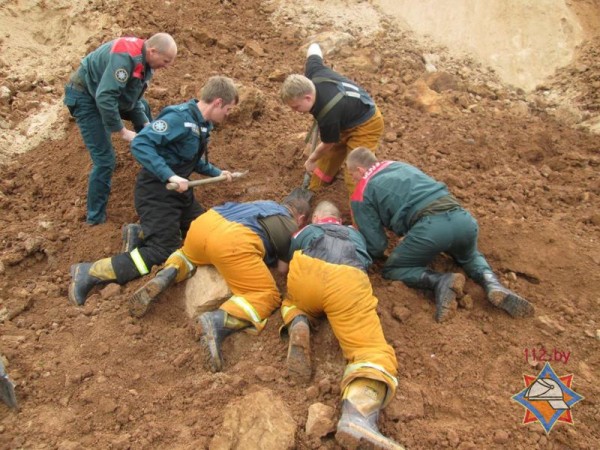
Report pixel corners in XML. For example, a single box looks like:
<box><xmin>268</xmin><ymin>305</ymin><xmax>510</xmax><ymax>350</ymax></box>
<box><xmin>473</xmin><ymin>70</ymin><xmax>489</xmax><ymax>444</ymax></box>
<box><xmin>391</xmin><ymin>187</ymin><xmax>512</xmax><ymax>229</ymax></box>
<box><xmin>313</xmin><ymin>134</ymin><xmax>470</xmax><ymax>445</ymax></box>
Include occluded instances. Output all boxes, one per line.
<box><xmin>1</xmin><ymin>0</ymin><xmax>600</xmax><ymax>449</ymax></box>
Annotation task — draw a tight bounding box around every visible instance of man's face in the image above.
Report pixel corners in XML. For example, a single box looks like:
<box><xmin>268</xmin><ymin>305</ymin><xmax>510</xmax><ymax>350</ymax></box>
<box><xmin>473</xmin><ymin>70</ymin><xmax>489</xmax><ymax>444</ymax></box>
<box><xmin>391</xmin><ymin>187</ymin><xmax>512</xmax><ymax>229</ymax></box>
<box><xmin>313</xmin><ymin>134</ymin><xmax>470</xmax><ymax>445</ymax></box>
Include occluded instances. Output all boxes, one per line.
<box><xmin>147</xmin><ymin>47</ymin><xmax>176</xmax><ymax>70</ymax></box>
<box><xmin>210</xmin><ymin>99</ymin><xmax>236</xmax><ymax>123</ymax></box>
<box><xmin>286</xmin><ymin>94</ymin><xmax>314</xmax><ymax>113</ymax></box>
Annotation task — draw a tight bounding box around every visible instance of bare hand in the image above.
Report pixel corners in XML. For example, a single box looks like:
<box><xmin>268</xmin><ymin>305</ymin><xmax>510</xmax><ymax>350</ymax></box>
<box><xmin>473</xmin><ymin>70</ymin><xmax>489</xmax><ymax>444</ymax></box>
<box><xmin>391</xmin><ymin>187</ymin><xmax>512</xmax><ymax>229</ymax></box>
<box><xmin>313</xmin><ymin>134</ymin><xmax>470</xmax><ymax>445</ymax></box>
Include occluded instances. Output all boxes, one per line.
<box><xmin>304</xmin><ymin>157</ymin><xmax>318</xmax><ymax>174</ymax></box>
<box><xmin>119</xmin><ymin>128</ymin><xmax>136</xmax><ymax>142</ymax></box>
<box><xmin>168</xmin><ymin>175</ymin><xmax>189</xmax><ymax>193</ymax></box>
<box><xmin>220</xmin><ymin>170</ymin><xmax>234</xmax><ymax>182</ymax></box>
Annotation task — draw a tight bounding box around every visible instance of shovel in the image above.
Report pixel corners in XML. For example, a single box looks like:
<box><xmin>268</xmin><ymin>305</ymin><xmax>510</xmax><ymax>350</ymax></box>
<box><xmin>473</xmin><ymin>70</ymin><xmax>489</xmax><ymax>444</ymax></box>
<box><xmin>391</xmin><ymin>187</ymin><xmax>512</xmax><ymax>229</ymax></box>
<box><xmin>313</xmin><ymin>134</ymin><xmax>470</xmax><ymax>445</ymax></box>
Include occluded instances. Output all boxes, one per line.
<box><xmin>166</xmin><ymin>170</ymin><xmax>248</xmax><ymax>191</ymax></box>
<box><xmin>0</xmin><ymin>357</ymin><xmax>17</xmax><ymax>409</ymax></box>
<box><xmin>288</xmin><ymin>121</ymin><xmax>319</xmax><ymax>203</ymax></box>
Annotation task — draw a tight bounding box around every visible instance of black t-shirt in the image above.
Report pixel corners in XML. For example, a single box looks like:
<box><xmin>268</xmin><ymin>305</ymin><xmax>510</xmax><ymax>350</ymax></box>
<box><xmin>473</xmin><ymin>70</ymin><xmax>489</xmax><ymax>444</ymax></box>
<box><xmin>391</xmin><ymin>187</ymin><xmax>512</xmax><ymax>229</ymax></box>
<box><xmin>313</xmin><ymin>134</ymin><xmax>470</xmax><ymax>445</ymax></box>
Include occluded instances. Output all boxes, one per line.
<box><xmin>305</xmin><ymin>55</ymin><xmax>374</xmax><ymax>143</ymax></box>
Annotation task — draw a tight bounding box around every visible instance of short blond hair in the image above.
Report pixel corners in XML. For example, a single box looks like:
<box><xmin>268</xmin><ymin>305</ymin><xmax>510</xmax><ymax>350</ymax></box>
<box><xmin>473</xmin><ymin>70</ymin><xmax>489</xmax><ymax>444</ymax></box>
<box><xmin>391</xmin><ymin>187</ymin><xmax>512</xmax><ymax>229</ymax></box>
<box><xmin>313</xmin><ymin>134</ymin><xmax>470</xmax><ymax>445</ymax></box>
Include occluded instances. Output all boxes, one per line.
<box><xmin>313</xmin><ymin>200</ymin><xmax>341</xmax><ymax>220</ymax></box>
<box><xmin>347</xmin><ymin>147</ymin><xmax>378</xmax><ymax>171</ymax></box>
<box><xmin>280</xmin><ymin>74</ymin><xmax>315</xmax><ymax>103</ymax></box>
<box><xmin>201</xmin><ymin>76</ymin><xmax>239</xmax><ymax>105</ymax></box>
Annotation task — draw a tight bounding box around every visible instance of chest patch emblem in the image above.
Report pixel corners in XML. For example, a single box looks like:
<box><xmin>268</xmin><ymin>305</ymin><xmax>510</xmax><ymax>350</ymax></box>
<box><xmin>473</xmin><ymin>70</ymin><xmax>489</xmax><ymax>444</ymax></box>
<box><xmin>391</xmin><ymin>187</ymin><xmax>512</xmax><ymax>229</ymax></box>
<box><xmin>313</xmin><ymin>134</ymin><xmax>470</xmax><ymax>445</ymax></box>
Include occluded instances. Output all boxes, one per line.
<box><xmin>114</xmin><ymin>68</ymin><xmax>129</xmax><ymax>83</ymax></box>
<box><xmin>152</xmin><ymin>120</ymin><xmax>168</xmax><ymax>133</ymax></box>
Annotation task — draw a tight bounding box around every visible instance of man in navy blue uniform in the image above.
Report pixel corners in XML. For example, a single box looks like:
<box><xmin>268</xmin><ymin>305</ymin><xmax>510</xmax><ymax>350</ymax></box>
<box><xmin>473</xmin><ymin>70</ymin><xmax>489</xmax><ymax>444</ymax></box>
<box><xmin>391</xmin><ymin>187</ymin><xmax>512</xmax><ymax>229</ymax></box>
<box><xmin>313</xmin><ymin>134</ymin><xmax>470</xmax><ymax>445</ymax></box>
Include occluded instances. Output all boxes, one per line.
<box><xmin>64</xmin><ymin>33</ymin><xmax>177</xmax><ymax>224</ymax></box>
<box><xmin>68</xmin><ymin>76</ymin><xmax>239</xmax><ymax>307</ymax></box>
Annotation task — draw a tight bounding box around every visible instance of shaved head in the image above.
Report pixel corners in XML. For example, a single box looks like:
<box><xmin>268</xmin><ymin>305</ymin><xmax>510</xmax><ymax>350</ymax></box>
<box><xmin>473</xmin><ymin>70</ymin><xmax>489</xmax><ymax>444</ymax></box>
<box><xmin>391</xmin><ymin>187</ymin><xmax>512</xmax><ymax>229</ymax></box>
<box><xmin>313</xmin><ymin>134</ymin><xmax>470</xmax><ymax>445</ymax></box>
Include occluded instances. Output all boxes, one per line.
<box><xmin>146</xmin><ymin>33</ymin><xmax>177</xmax><ymax>54</ymax></box>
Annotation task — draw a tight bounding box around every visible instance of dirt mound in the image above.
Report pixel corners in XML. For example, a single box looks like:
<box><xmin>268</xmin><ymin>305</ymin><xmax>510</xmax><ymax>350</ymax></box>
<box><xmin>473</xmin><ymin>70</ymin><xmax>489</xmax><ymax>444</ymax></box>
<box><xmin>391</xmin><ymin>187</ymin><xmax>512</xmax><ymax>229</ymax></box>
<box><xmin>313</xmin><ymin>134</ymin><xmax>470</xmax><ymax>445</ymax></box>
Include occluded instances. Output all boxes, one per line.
<box><xmin>1</xmin><ymin>0</ymin><xmax>599</xmax><ymax>449</ymax></box>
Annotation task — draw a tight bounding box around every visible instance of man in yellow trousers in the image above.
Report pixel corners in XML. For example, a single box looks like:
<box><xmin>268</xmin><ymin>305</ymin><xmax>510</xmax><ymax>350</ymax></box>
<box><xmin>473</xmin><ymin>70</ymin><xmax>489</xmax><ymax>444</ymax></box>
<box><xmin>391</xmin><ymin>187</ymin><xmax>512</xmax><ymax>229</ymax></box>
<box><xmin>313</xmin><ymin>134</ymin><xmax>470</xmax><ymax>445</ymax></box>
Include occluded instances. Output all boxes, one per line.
<box><xmin>281</xmin><ymin>200</ymin><xmax>404</xmax><ymax>450</ymax></box>
<box><xmin>281</xmin><ymin>42</ymin><xmax>384</xmax><ymax>198</ymax></box>
<box><xmin>129</xmin><ymin>197</ymin><xmax>310</xmax><ymax>372</ymax></box>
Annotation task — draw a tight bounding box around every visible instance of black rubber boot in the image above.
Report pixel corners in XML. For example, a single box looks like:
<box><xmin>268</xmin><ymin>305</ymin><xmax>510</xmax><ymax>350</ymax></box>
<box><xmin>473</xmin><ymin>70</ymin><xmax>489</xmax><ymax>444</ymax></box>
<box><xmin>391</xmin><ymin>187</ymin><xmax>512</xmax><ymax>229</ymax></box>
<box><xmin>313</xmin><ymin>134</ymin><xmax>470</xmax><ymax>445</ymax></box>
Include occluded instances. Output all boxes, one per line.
<box><xmin>335</xmin><ymin>378</ymin><xmax>405</xmax><ymax>450</ymax></box>
<box><xmin>478</xmin><ymin>271</ymin><xmax>535</xmax><ymax>318</ymax></box>
<box><xmin>418</xmin><ymin>270</ymin><xmax>465</xmax><ymax>322</ymax></box>
<box><xmin>195</xmin><ymin>310</ymin><xmax>250</xmax><ymax>372</ymax></box>
<box><xmin>68</xmin><ymin>258</ymin><xmax>116</xmax><ymax>306</ymax></box>
<box><xmin>129</xmin><ymin>266</ymin><xmax>178</xmax><ymax>318</ymax></box>
<box><xmin>121</xmin><ymin>223</ymin><xmax>144</xmax><ymax>253</ymax></box>
<box><xmin>286</xmin><ymin>315</ymin><xmax>311</xmax><ymax>383</ymax></box>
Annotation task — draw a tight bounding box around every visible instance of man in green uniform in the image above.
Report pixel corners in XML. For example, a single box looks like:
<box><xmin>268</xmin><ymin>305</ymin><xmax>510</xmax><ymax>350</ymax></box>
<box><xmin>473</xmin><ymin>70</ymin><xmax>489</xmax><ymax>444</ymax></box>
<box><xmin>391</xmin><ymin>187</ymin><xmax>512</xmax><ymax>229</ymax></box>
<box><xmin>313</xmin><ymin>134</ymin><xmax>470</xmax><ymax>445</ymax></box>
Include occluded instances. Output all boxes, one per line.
<box><xmin>347</xmin><ymin>147</ymin><xmax>535</xmax><ymax>323</ymax></box>
<box><xmin>281</xmin><ymin>200</ymin><xmax>403</xmax><ymax>449</ymax></box>
<box><xmin>68</xmin><ymin>76</ymin><xmax>238</xmax><ymax>308</ymax></box>
<box><xmin>64</xmin><ymin>33</ymin><xmax>177</xmax><ymax>224</ymax></box>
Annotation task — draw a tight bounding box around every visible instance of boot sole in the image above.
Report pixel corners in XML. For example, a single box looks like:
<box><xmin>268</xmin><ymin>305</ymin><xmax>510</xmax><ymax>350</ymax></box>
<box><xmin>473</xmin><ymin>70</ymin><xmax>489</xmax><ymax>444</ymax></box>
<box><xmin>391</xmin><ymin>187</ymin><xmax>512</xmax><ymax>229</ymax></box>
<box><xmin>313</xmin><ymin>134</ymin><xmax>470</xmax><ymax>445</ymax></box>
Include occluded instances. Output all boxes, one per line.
<box><xmin>68</xmin><ymin>264</ymin><xmax>86</xmax><ymax>306</ymax></box>
<box><xmin>286</xmin><ymin>321</ymin><xmax>311</xmax><ymax>383</ymax></box>
<box><xmin>121</xmin><ymin>225</ymin><xmax>132</xmax><ymax>253</ymax></box>
<box><xmin>129</xmin><ymin>281</ymin><xmax>162</xmax><ymax>318</ymax></box>
<box><xmin>197</xmin><ymin>315</ymin><xmax>223</xmax><ymax>372</ymax></box>
<box><xmin>435</xmin><ymin>273</ymin><xmax>465</xmax><ymax>323</ymax></box>
<box><xmin>121</xmin><ymin>224</ymin><xmax>143</xmax><ymax>254</ymax></box>
<box><xmin>336</xmin><ymin>423</ymin><xmax>405</xmax><ymax>450</ymax></box>
<box><xmin>490</xmin><ymin>292</ymin><xmax>535</xmax><ymax>318</ymax></box>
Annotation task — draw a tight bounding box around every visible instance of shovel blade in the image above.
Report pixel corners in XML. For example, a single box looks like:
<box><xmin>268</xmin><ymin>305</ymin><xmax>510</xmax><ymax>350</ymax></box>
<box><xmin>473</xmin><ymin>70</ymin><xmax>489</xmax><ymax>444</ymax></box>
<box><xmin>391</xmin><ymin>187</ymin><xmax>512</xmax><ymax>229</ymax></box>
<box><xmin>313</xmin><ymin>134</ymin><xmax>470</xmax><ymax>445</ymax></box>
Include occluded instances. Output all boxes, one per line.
<box><xmin>0</xmin><ymin>359</ymin><xmax>17</xmax><ymax>409</ymax></box>
<box><xmin>287</xmin><ymin>172</ymin><xmax>314</xmax><ymax>204</ymax></box>
<box><xmin>288</xmin><ymin>187</ymin><xmax>314</xmax><ymax>204</ymax></box>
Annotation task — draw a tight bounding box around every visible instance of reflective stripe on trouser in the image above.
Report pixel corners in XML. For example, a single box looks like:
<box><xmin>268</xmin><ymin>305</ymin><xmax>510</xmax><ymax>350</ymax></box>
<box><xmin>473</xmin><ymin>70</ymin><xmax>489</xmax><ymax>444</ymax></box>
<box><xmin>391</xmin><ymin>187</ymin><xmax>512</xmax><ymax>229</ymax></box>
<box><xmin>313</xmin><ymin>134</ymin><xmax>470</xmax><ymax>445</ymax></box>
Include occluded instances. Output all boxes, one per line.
<box><xmin>110</xmin><ymin>187</ymin><xmax>204</xmax><ymax>285</ymax></box>
<box><xmin>130</xmin><ymin>248</ymin><xmax>149</xmax><ymax>275</ymax></box>
<box><xmin>282</xmin><ymin>251</ymin><xmax>398</xmax><ymax>400</ymax></box>
<box><xmin>309</xmin><ymin>106</ymin><xmax>384</xmax><ymax>194</ymax></box>
<box><xmin>64</xmin><ymin>85</ymin><xmax>115</xmax><ymax>224</ymax></box>
<box><xmin>383</xmin><ymin>209</ymin><xmax>493</xmax><ymax>285</ymax></box>
<box><xmin>163</xmin><ymin>250</ymin><xmax>196</xmax><ymax>283</ymax></box>
<box><xmin>178</xmin><ymin>209</ymin><xmax>279</xmax><ymax>332</ymax></box>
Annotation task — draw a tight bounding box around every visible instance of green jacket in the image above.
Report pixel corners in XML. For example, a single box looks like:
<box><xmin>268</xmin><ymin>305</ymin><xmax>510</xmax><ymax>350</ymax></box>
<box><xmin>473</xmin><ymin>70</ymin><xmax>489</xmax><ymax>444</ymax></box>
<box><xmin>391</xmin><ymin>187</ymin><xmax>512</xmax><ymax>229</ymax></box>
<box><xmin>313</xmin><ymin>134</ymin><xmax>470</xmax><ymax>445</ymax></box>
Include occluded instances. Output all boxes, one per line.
<box><xmin>78</xmin><ymin>37</ymin><xmax>153</xmax><ymax>132</ymax></box>
<box><xmin>350</xmin><ymin>161</ymin><xmax>450</xmax><ymax>258</ymax></box>
<box><xmin>288</xmin><ymin>218</ymin><xmax>372</xmax><ymax>271</ymax></box>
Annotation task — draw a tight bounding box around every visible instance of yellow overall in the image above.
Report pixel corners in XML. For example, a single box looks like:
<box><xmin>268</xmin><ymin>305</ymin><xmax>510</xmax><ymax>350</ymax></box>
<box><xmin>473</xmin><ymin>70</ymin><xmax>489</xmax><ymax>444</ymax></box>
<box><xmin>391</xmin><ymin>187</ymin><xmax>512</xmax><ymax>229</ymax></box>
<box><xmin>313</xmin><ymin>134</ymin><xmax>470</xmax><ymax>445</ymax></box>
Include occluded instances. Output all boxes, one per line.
<box><xmin>281</xmin><ymin>251</ymin><xmax>398</xmax><ymax>405</ymax></box>
<box><xmin>310</xmin><ymin>107</ymin><xmax>384</xmax><ymax>195</ymax></box>
<box><xmin>165</xmin><ymin>209</ymin><xmax>280</xmax><ymax>332</ymax></box>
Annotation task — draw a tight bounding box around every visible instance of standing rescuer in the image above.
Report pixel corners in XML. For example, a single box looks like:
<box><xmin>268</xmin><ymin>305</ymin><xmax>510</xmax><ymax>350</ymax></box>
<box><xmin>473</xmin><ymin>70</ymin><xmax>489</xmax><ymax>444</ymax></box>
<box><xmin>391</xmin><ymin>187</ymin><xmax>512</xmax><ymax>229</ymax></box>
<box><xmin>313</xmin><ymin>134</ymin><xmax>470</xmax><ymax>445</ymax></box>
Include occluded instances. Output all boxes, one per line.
<box><xmin>281</xmin><ymin>200</ymin><xmax>403</xmax><ymax>450</ymax></box>
<box><xmin>347</xmin><ymin>147</ymin><xmax>535</xmax><ymax>322</ymax></box>
<box><xmin>68</xmin><ymin>76</ymin><xmax>238</xmax><ymax>307</ymax></box>
<box><xmin>281</xmin><ymin>42</ymin><xmax>384</xmax><ymax>198</ymax></box>
<box><xmin>128</xmin><ymin>197</ymin><xmax>310</xmax><ymax>372</ymax></box>
<box><xmin>64</xmin><ymin>33</ymin><xmax>177</xmax><ymax>225</ymax></box>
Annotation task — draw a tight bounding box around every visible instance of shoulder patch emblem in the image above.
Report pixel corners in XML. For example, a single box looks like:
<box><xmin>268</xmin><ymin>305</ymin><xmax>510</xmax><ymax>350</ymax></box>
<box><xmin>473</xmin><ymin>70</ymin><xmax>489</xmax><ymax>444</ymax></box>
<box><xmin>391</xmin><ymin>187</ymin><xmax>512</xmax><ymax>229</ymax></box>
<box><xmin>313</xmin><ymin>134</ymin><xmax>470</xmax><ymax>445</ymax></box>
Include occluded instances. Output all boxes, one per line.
<box><xmin>152</xmin><ymin>120</ymin><xmax>168</xmax><ymax>133</ymax></box>
<box><xmin>114</xmin><ymin>68</ymin><xmax>129</xmax><ymax>83</ymax></box>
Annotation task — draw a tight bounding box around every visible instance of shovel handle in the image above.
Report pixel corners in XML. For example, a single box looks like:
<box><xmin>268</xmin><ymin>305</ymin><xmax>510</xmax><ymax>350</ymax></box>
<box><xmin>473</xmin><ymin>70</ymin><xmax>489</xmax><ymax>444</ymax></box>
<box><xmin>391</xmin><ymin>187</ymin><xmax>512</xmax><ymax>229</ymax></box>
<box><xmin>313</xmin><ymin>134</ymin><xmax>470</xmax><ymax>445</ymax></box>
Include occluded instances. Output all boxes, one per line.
<box><xmin>166</xmin><ymin>170</ymin><xmax>248</xmax><ymax>191</ymax></box>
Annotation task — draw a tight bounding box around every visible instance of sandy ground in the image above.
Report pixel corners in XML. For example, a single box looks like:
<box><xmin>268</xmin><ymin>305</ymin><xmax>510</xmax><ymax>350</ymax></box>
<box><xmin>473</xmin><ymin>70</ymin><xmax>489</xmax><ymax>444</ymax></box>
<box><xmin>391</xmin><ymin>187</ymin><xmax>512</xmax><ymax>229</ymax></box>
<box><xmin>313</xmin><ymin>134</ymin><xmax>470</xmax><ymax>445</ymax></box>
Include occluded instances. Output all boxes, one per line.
<box><xmin>1</xmin><ymin>0</ymin><xmax>599</xmax><ymax>449</ymax></box>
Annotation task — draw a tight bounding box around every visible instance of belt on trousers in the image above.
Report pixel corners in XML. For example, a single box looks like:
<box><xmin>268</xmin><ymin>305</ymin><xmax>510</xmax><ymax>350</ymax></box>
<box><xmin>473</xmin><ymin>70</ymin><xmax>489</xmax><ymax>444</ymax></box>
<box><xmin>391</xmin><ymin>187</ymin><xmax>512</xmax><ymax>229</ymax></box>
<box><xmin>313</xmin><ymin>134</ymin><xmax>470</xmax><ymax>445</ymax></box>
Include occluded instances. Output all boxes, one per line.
<box><xmin>68</xmin><ymin>71</ymin><xmax>87</xmax><ymax>93</ymax></box>
<box><xmin>408</xmin><ymin>195</ymin><xmax>462</xmax><ymax>228</ymax></box>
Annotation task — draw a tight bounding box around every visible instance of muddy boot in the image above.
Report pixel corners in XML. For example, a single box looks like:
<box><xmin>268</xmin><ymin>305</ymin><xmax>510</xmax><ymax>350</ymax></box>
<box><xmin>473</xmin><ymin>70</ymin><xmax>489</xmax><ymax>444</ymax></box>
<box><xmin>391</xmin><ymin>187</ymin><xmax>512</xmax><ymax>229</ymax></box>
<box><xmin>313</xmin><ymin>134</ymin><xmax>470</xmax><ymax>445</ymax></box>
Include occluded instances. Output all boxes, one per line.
<box><xmin>418</xmin><ymin>270</ymin><xmax>465</xmax><ymax>322</ymax></box>
<box><xmin>336</xmin><ymin>378</ymin><xmax>405</xmax><ymax>450</ymax></box>
<box><xmin>479</xmin><ymin>271</ymin><xmax>535</xmax><ymax>318</ymax></box>
<box><xmin>68</xmin><ymin>258</ymin><xmax>116</xmax><ymax>306</ymax></box>
<box><xmin>129</xmin><ymin>266</ymin><xmax>178</xmax><ymax>318</ymax></box>
<box><xmin>286</xmin><ymin>315</ymin><xmax>311</xmax><ymax>383</ymax></box>
<box><xmin>0</xmin><ymin>357</ymin><xmax>17</xmax><ymax>409</ymax></box>
<box><xmin>122</xmin><ymin>223</ymin><xmax>144</xmax><ymax>253</ymax></box>
<box><xmin>195</xmin><ymin>310</ymin><xmax>250</xmax><ymax>372</ymax></box>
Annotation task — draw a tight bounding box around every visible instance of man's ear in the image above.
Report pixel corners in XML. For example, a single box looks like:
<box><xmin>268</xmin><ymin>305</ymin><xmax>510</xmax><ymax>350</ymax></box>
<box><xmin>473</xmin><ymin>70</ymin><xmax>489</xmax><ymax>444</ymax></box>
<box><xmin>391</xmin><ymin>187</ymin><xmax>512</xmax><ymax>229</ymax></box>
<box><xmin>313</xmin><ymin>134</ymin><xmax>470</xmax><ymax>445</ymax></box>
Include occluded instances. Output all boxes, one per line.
<box><xmin>298</xmin><ymin>214</ymin><xmax>308</xmax><ymax>227</ymax></box>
